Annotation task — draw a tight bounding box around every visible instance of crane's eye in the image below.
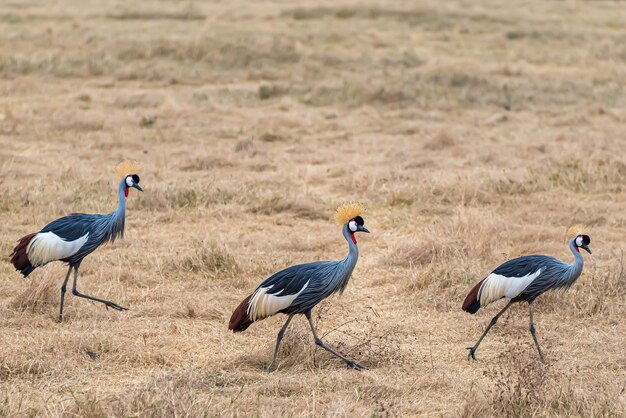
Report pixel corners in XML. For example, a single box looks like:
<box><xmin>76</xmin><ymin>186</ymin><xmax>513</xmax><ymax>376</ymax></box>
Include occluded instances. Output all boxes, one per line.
<box><xmin>348</xmin><ymin>220</ymin><xmax>357</xmax><ymax>232</ymax></box>
<box><xmin>125</xmin><ymin>176</ymin><xmax>134</xmax><ymax>187</ymax></box>
<box><xmin>354</xmin><ymin>216</ymin><xmax>364</xmax><ymax>226</ymax></box>
<box><xmin>132</xmin><ymin>174</ymin><xmax>140</xmax><ymax>184</ymax></box>
<box><xmin>575</xmin><ymin>236</ymin><xmax>583</xmax><ymax>246</ymax></box>
<box><xmin>582</xmin><ymin>235</ymin><xmax>590</xmax><ymax>245</ymax></box>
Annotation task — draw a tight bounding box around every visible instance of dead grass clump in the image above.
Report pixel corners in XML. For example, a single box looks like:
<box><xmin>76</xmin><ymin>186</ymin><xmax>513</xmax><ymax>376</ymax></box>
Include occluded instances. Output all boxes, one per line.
<box><xmin>467</xmin><ymin>339</ymin><xmax>626</xmax><ymax>417</ymax></box>
<box><xmin>424</xmin><ymin>129</ymin><xmax>456</xmax><ymax>151</ymax></box>
<box><xmin>174</xmin><ymin>241</ymin><xmax>239</xmax><ymax>280</ymax></box>
<box><xmin>310</xmin><ymin>304</ymin><xmax>408</xmax><ymax>369</ymax></box>
<box><xmin>284</xmin><ymin>6</ymin><xmax>433</xmax><ymax>24</ymax></box>
<box><xmin>63</xmin><ymin>372</ymin><xmax>215</xmax><ymax>417</ymax></box>
<box><xmin>9</xmin><ymin>274</ymin><xmax>58</xmax><ymax>313</ymax></box>
<box><xmin>485</xmin><ymin>340</ymin><xmax>553</xmax><ymax>416</ymax></box>
<box><xmin>0</xmin><ymin>53</ymin><xmax>112</xmax><ymax>78</ymax></box>
<box><xmin>485</xmin><ymin>172</ymin><xmax>544</xmax><ymax>198</ymax></box>
<box><xmin>107</xmin><ymin>10</ymin><xmax>205</xmax><ymax>21</ymax></box>
<box><xmin>114</xmin><ymin>93</ymin><xmax>164</xmax><ymax>109</ymax></box>
<box><xmin>234</xmin><ymin>138</ymin><xmax>255</xmax><ymax>153</ymax></box>
<box><xmin>546</xmin><ymin>159</ymin><xmax>626</xmax><ymax>193</ymax></box>
<box><xmin>248</xmin><ymin>194</ymin><xmax>326</xmax><ymax>220</ymax></box>
<box><xmin>258</xmin><ymin>84</ymin><xmax>289</xmax><ymax>100</ymax></box>
<box><xmin>181</xmin><ymin>156</ymin><xmax>235</xmax><ymax>172</ymax></box>
<box><xmin>135</xmin><ymin>182</ymin><xmax>251</xmax><ymax>211</ymax></box>
<box><xmin>387</xmin><ymin>236</ymin><xmax>452</xmax><ymax>268</ymax></box>
<box><xmin>116</xmin><ymin>36</ymin><xmax>300</xmax><ymax>71</ymax></box>
<box><xmin>259</xmin><ymin>132</ymin><xmax>285</xmax><ymax>143</ymax></box>
<box><xmin>0</xmin><ymin>356</ymin><xmax>50</xmax><ymax>380</ymax></box>
<box><xmin>112</xmin><ymin>374</ymin><xmax>210</xmax><ymax>417</ymax></box>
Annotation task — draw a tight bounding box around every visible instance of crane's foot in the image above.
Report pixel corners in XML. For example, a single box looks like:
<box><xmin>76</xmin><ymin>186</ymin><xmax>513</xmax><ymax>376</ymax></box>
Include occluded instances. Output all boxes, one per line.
<box><xmin>266</xmin><ymin>363</ymin><xmax>277</xmax><ymax>373</ymax></box>
<box><xmin>103</xmin><ymin>301</ymin><xmax>128</xmax><ymax>312</ymax></box>
<box><xmin>346</xmin><ymin>360</ymin><xmax>367</xmax><ymax>371</ymax></box>
<box><xmin>467</xmin><ymin>347</ymin><xmax>478</xmax><ymax>362</ymax></box>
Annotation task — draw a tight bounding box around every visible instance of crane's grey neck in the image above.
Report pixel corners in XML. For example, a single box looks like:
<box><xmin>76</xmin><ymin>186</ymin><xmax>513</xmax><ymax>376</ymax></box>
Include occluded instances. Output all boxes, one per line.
<box><xmin>333</xmin><ymin>224</ymin><xmax>359</xmax><ymax>293</ymax></box>
<box><xmin>107</xmin><ymin>179</ymin><xmax>127</xmax><ymax>242</ymax></box>
<box><xmin>116</xmin><ymin>179</ymin><xmax>127</xmax><ymax>214</ymax></box>
<box><xmin>342</xmin><ymin>224</ymin><xmax>359</xmax><ymax>261</ymax></box>
<box><xmin>566</xmin><ymin>237</ymin><xmax>584</xmax><ymax>284</ymax></box>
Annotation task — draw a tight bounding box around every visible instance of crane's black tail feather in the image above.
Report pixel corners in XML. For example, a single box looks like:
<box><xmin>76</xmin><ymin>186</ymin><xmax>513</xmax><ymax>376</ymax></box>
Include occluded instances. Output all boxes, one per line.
<box><xmin>229</xmin><ymin>294</ymin><xmax>254</xmax><ymax>332</ymax></box>
<box><xmin>462</xmin><ymin>278</ymin><xmax>485</xmax><ymax>314</ymax></box>
<box><xmin>9</xmin><ymin>233</ymin><xmax>37</xmax><ymax>277</ymax></box>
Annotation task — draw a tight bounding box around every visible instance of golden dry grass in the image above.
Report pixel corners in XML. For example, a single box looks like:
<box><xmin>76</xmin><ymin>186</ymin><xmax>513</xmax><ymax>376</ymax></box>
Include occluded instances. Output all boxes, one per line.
<box><xmin>0</xmin><ymin>0</ymin><xmax>625</xmax><ymax>416</ymax></box>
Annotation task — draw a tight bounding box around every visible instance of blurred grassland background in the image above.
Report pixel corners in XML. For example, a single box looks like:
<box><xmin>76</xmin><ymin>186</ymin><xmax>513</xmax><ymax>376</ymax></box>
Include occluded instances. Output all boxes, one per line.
<box><xmin>0</xmin><ymin>0</ymin><xmax>625</xmax><ymax>416</ymax></box>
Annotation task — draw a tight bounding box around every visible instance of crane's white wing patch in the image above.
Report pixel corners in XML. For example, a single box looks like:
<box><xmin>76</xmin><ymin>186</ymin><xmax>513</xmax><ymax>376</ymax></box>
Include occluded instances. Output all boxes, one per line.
<box><xmin>478</xmin><ymin>269</ymin><xmax>542</xmax><ymax>307</ymax></box>
<box><xmin>247</xmin><ymin>281</ymin><xmax>310</xmax><ymax>321</ymax></box>
<box><xmin>26</xmin><ymin>232</ymin><xmax>89</xmax><ymax>267</ymax></box>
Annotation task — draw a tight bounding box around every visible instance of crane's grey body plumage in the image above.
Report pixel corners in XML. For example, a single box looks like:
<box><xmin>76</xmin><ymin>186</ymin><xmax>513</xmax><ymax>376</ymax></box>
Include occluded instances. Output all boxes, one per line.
<box><xmin>463</xmin><ymin>236</ymin><xmax>590</xmax><ymax>362</ymax></box>
<box><xmin>259</xmin><ymin>226</ymin><xmax>358</xmax><ymax>315</ymax></box>
<box><xmin>510</xmin><ymin>240</ymin><xmax>584</xmax><ymax>303</ymax></box>
<box><xmin>229</xmin><ymin>215</ymin><xmax>369</xmax><ymax>371</ymax></box>
<box><xmin>38</xmin><ymin>180</ymin><xmax>128</xmax><ymax>267</ymax></box>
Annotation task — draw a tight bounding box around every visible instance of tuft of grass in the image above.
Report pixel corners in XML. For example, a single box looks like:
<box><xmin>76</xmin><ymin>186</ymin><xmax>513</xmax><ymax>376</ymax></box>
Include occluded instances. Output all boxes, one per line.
<box><xmin>423</xmin><ymin>129</ymin><xmax>456</xmax><ymax>151</ymax></box>
<box><xmin>106</xmin><ymin>10</ymin><xmax>205</xmax><ymax>21</ymax></box>
<box><xmin>258</xmin><ymin>84</ymin><xmax>289</xmax><ymax>100</ymax></box>
<box><xmin>173</xmin><ymin>241</ymin><xmax>239</xmax><ymax>280</ymax></box>
<box><xmin>9</xmin><ymin>274</ymin><xmax>58</xmax><ymax>313</ymax></box>
<box><xmin>139</xmin><ymin>116</ymin><xmax>156</xmax><ymax>128</ymax></box>
<box><xmin>463</xmin><ymin>339</ymin><xmax>626</xmax><ymax>417</ymax></box>
<box><xmin>248</xmin><ymin>194</ymin><xmax>326</xmax><ymax>220</ymax></box>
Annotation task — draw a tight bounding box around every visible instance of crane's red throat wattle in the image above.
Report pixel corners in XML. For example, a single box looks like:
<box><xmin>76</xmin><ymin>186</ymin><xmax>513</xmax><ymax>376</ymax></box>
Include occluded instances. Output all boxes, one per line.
<box><xmin>351</xmin><ymin>233</ymin><xmax>357</xmax><ymax>244</ymax></box>
<box><xmin>124</xmin><ymin>187</ymin><xmax>129</xmax><ymax>197</ymax></box>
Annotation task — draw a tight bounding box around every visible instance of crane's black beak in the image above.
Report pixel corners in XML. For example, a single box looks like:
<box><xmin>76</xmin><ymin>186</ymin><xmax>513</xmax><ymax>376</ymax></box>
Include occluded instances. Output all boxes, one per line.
<box><xmin>132</xmin><ymin>184</ymin><xmax>143</xmax><ymax>192</ymax></box>
<box><xmin>357</xmin><ymin>225</ymin><xmax>370</xmax><ymax>234</ymax></box>
<box><xmin>581</xmin><ymin>244</ymin><xmax>591</xmax><ymax>254</ymax></box>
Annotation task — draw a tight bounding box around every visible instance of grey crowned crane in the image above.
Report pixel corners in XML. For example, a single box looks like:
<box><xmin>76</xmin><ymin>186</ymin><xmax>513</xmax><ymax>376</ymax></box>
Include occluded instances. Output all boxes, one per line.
<box><xmin>462</xmin><ymin>225</ymin><xmax>592</xmax><ymax>362</ymax></box>
<box><xmin>229</xmin><ymin>203</ymin><xmax>370</xmax><ymax>371</ymax></box>
<box><xmin>9</xmin><ymin>161</ymin><xmax>143</xmax><ymax>322</ymax></box>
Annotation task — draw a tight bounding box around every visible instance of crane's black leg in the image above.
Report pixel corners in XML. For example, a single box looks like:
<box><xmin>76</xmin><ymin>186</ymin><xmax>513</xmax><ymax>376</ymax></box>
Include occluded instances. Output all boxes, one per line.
<box><xmin>58</xmin><ymin>265</ymin><xmax>73</xmax><ymax>322</ymax></box>
<box><xmin>267</xmin><ymin>314</ymin><xmax>294</xmax><ymax>372</ymax></box>
<box><xmin>71</xmin><ymin>265</ymin><xmax>128</xmax><ymax>312</ymax></box>
<box><xmin>528</xmin><ymin>302</ymin><xmax>545</xmax><ymax>362</ymax></box>
<box><xmin>467</xmin><ymin>301</ymin><xmax>513</xmax><ymax>362</ymax></box>
<box><xmin>305</xmin><ymin>310</ymin><xmax>367</xmax><ymax>371</ymax></box>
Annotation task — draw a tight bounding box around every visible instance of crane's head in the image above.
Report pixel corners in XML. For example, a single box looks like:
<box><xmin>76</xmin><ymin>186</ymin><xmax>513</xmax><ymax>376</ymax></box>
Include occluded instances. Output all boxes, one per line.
<box><xmin>574</xmin><ymin>234</ymin><xmax>591</xmax><ymax>254</ymax></box>
<box><xmin>335</xmin><ymin>202</ymin><xmax>370</xmax><ymax>244</ymax></box>
<box><xmin>566</xmin><ymin>224</ymin><xmax>591</xmax><ymax>254</ymax></box>
<box><xmin>124</xmin><ymin>174</ymin><xmax>143</xmax><ymax>196</ymax></box>
<box><xmin>116</xmin><ymin>160</ymin><xmax>143</xmax><ymax>197</ymax></box>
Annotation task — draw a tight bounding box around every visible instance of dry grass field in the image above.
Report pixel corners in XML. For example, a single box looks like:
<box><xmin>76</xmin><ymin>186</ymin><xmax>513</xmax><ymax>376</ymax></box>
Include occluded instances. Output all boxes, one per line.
<box><xmin>0</xmin><ymin>0</ymin><xmax>625</xmax><ymax>416</ymax></box>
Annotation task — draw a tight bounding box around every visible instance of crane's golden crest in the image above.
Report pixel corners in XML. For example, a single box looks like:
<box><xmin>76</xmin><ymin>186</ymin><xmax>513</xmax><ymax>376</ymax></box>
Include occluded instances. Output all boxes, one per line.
<box><xmin>115</xmin><ymin>160</ymin><xmax>141</xmax><ymax>178</ymax></box>
<box><xmin>565</xmin><ymin>224</ymin><xmax>586</xmax><ymax>242</ymax></box>
<box><xmin>334</xmin><ymin>202</ymin><xmax>365</xmax><ymax>225</ymax></box>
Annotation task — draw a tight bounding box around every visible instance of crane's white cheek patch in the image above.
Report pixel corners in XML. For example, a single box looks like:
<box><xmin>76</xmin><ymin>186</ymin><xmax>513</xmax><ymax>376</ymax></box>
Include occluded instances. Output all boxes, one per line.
<box><xmin>247</xmin><ymin>281</ymin><xmax>310</xmax><ymax>321</ymax></box>
<box><xmin>126</xmin><ymin>176</ymin><xmax>133</xmax><ymax>187</ymax></box>
<box><xmin>575</xmin><ymin>236</ymin><xmax>583</xmax><ymax>246</ymax></box>
<box><xmin>26</xmin><ymin>232</ymin><xmax>89</xmax><ymax>266</ymax></box>
<box><xmin>478</xmin><ymin>269</ymin><xmax>542</xmax><ymax>307</ymax></box>
<box><xmin>349</xmin><ymin>221</ymin><xmax>357</xmax><ymax>232</ymax></box>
